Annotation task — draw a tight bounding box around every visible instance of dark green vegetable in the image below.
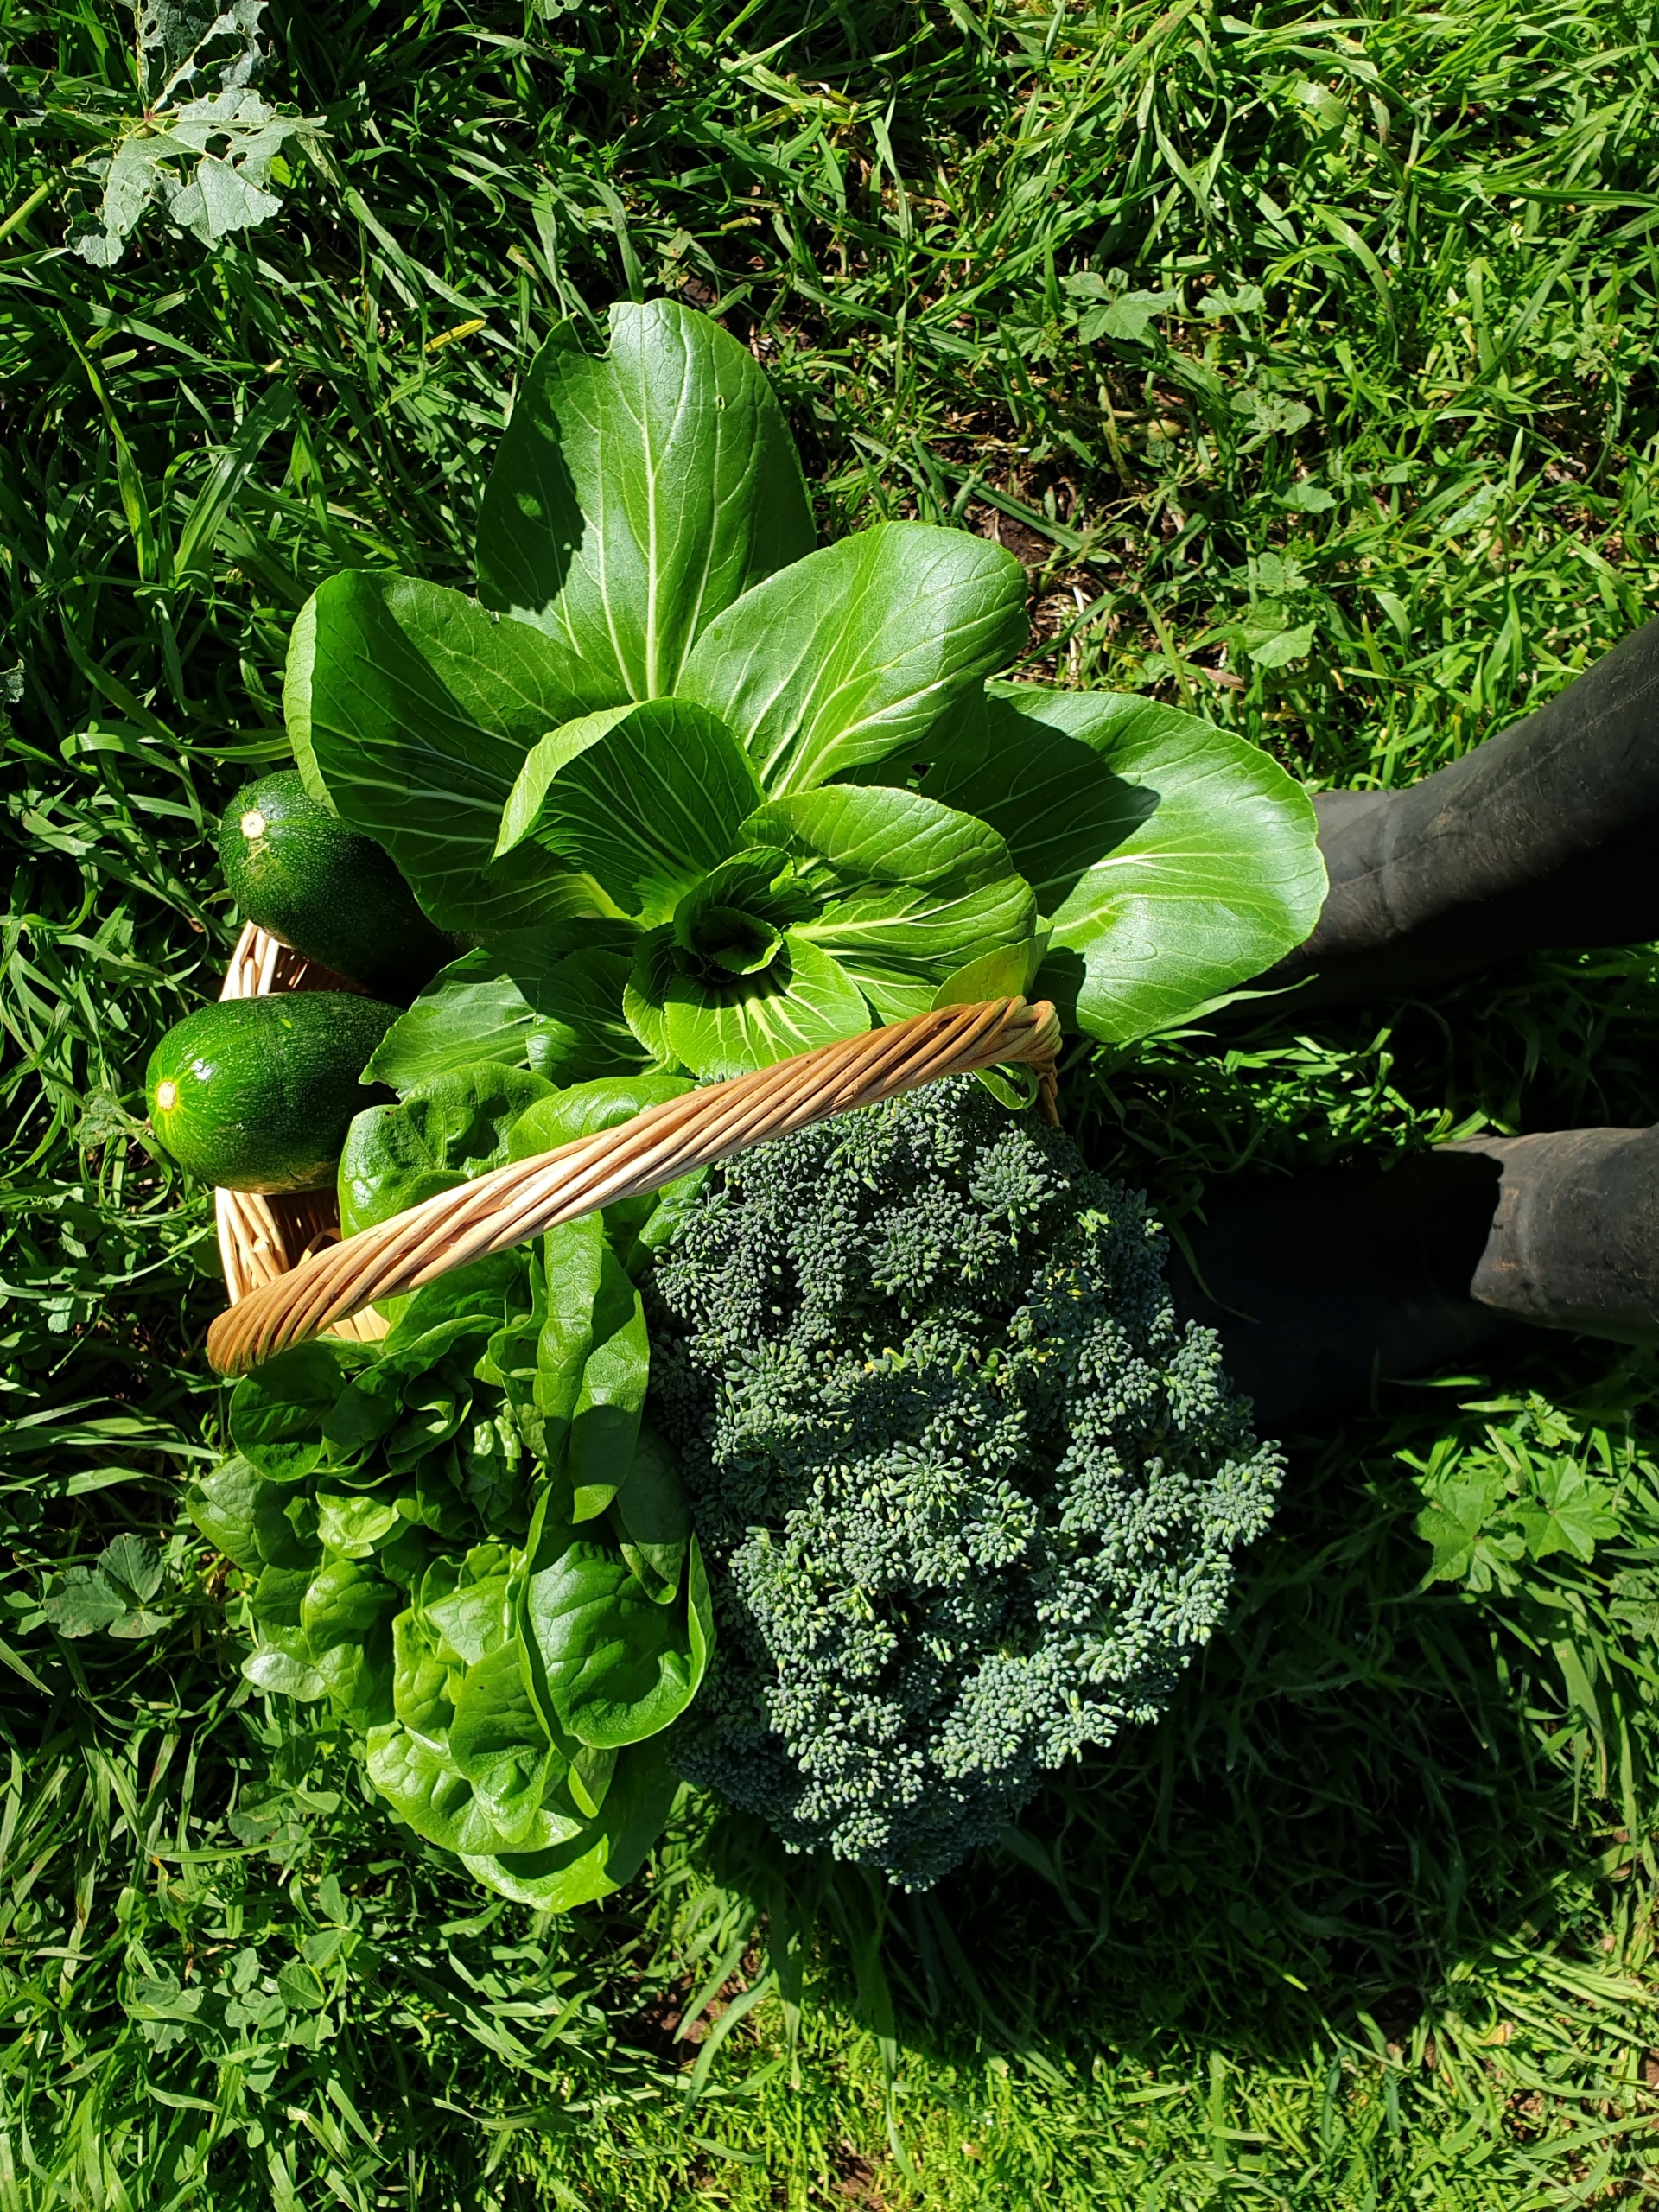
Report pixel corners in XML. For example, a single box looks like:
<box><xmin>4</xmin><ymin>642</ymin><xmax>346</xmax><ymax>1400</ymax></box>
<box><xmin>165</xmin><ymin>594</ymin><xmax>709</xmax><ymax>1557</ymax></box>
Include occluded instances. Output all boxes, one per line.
<box><xmin>219</xmin><ymin>770</ymin><xmax>454</xmax><ymax>1001</ymax></box>
<box><xmin>188</xmin><ymin>1212</ymin><xmax>708</xmax><ymax>1915</ymax></box>
<box><xmin>145</xmin><ymin>992</ymin><xmax>399</xmax><ymax>1192</ymax></box>
<box><xmin>651</xmin><ymin>1075</ymin><xmax>1283</xmax><ymax>1891</ymax></box>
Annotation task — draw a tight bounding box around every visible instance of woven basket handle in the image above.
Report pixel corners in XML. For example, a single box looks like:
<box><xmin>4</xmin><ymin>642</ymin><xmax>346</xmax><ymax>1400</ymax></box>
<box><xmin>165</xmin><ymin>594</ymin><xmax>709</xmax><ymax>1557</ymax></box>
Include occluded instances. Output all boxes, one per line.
<box><xmin>206</xmin><ymin>996</ymin><xmax>1061</xmax><ymax>1376</ymax></box>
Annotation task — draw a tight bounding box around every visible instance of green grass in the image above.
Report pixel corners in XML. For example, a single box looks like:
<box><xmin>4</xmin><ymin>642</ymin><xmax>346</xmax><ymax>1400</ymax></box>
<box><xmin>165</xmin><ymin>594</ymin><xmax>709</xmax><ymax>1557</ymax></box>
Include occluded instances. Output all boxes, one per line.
<box><xmin>5</xmin><ymin>0</ymin><xmax>1659</xmax><ymax>2202</ymax></box>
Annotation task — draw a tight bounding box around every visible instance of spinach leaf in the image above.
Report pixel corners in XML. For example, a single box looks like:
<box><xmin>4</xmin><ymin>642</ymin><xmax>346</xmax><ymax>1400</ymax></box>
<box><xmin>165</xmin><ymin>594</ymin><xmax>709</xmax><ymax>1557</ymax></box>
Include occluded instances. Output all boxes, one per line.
<box><xmin>363</xmin><ymin>934</ymin><xmax>644</xmax><ymax>1092</ymax></box>
<box><xmin>230</xmin><ymin>1342</ymin><xmax>361</xmax><ymax>1483</ymax></box>
<box><xmin>187</xmin><ymin>1455</ymin><xmax>264</xmax><ymax>1572</ymax></box>
<box><xmin>447</xmin><ymin>1639</ymin><xmax>561</xmax><ymax>1850</ymax></box>
<box><xmin>537</xmin><ymin>1214</ymin><xmax>651</xmax><ymax>1518</ymax></box>
<box><xmin>364</xmin><ymin>1722</ymin><xmax>581</xmax><ymax>1858</ymax></box>
<box><xmin>476</xmin><ymin>301</ymin><xmax>814</xmax><ymax>700</ymax></box>
<box><xmin>301</xmin><ymin>1559</ymin><xmax>399</xmax><ymax>1728</ymax></box>
<box><xmin>520</xmin><ymin>1533</ymin><xmax>703</xmax><ymax>1750</ymax></box>
<box><xmin>315</xmin><ymin>1492</ymin><xmax>402</xmax><ymax>1558</ymax></box>
<box><xmin>241</xmin><ymin>1624</ymin><xmax>326</xmax><ymax>1702</ymax></box>
<box><xmin>458</xmin><ymin>1732</ymin><xmax>679</xmax><ymax>1913</ymax></box>
<box><xmin>607</xmin><ymin>1422</ymin><xmax>691</xmax><ymax>1605</ymax></box>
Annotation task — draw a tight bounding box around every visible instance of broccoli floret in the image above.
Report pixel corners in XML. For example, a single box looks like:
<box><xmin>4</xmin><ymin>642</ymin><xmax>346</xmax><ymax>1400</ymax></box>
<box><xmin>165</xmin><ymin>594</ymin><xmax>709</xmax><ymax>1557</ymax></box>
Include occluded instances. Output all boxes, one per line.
<box><xmin>649</xmin><ymin>1076</ymin><xmax>1282</xmax><ymax>1891</ymax></box>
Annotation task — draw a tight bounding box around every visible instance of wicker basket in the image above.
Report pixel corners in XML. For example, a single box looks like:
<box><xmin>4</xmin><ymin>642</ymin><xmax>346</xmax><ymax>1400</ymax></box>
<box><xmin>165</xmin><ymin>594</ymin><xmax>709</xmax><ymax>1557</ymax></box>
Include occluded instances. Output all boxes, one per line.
<box><xmin>209</xmin><ymin>927</ymin><xmax>1061</xmax><ymax>1378</ymax></box>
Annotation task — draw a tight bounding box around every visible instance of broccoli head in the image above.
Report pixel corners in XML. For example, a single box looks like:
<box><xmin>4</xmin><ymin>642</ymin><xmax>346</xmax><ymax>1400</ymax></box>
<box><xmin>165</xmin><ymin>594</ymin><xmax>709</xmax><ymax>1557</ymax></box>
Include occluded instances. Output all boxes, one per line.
<box><xmin>649</xmin><ymin>1075</ymin><xmax>1282</xmax><ymax>1891</ymax></box>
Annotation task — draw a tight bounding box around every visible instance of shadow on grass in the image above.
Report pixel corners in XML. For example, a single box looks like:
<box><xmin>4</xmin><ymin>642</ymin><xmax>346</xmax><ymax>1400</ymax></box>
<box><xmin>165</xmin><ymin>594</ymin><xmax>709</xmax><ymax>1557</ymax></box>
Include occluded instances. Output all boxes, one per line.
<box><xmin>681</xmin><ymin>1326</ymin><xmax>1656</xmax><ymax>2090</ymax></box>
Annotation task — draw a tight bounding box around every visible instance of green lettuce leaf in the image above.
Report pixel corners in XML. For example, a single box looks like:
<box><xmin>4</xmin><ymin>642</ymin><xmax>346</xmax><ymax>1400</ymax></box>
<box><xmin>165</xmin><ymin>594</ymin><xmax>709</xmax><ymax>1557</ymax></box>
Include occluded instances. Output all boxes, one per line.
<box><xmin>338</xmin><ymin>1064</ymin><xmax>553</xmax><ymax>1239</ymax></box>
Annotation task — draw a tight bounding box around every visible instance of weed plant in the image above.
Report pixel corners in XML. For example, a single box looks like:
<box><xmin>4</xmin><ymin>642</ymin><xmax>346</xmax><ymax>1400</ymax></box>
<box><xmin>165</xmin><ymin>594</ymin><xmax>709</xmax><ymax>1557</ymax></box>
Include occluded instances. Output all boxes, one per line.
<box><xmin>4</xmin><ymin>0</ymin><xmax>1659</xmax><ymax>2202</ymax></box>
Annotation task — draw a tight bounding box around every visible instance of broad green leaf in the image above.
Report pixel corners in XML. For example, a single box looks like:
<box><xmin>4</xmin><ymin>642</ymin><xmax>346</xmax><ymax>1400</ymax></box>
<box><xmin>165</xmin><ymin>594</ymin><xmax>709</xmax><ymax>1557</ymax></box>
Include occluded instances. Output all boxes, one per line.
<box><xmin>302</xmin><ymin>1560</ymin><xmax>398</xmax><ymax>1728</ymax></box>
<box><xmin>535</xmin><ymin>1216</ymin><xmax>651</xmax><ymax>1516</ymax></box>
<box><xmin>242</xmin><ymin>1626</ymin><xmax>326</xmax><ymax>1702</ymax></box>
<box><xmin>537</xmin><ymin>1212</ymin><xmax>607</xmax><ymax>1452</ymax></box>
<box><xmin>476</xmin><ymin>301</ymin><xmax>815</xmax><ymax>698</ymax></box>
<box><xmin>365</xmin><ymin>1723</ymin><xmax>584</xmax><ymax>1858</ymax></box>
<box><xmin>1414</xmin><ymin>1468</ymin><xmax>1523</xmax><ymax>1589</ymax></box>
<box><xmin>187</xmin><ymin>1455</ymin><xmax>263</xmax><ymax>1573</ymax></box>
<box><xmin>496</xmin><ymin>699</ymin><xmax>760</xmax><ymax>921</ymax></box>
<box><xmin>608</xmin><ymin>1423</ymin><xmax>691</xmax><ymax>1605</ymax></box>
<box><xmin>249</xmin><ymin>1563</ymin><xmax>310</xmax><ymax>1628</ymax></box>
<box><xmin>276</xmin><ymin>1959</ymin><xmax>329</xmax><ymax>2014</ymax></box>
<box><xmin>286</xmin><ymin>569</ymin><xmax>618</xmax><ymax>934</ymax></box>
<box><xmin>364</xmin><ymin>938</ymin><xmax>644</xmax><ymax>1091</ymax></box>
<box><xmin>461</xmin><ymin>1732</ymin><xmax>679</xmax><ymax>1911</ymax></box>
<box><xmin>521</xmin><ymin>1538</ymin><xmax>700</xmax><ymax>1749</ymax></box>
<box><xmin>448</xmin><ymin>1639</ymin><xmax>561</xmax><ymax>1851</ymax></box>
<box><xmin>742</xmin><ymin>783</ymin><xmax>1017</xmax><ymax>892</ymax></box>
<box><xmin>625</xmin><ymin>924</ymin><xmax>868</xmax><ymax>1078</ymax></box>
<box><xmin>364</xmin><ymin>1726</ymin><xmax>475</xmax><ymax>1846</ymax></box>
<box><xmin>99</xmin><ymin>1533</ymin><xmax>165</xmax><ymax>1605</ymax></box>
<box><xmin>924</xmin><ymin>685</ymin><xmax>1325</xmax><ymax>1044</ymax></box>
<box><xmin>391</xmin><ymin>1610</ymin><xmax>452</xmax><ymax>1738</ymax></box>
<box><xmin>315</xmin><ymin>1493</ymin><xmax>402</xmax><ymax>1559</ymax></box>
<box><xmin>302</xmin><ymin>1559</ymin><xmax>399</xmax><ymax>1650</ymax></box>
<box><xmin>230</xmin><ymin>1342</ymin><xmax>359</xmax><ymax>1482</ymax></box>
<box><xmin>423</xmin><ymin>1570</ymin><xmax>514</xmax><ymax>1671</ymax></box>
<box><xmin>338</xmin><ymin>1064</ymin><xmax>553</xmax><ymax>1239</ymax></box>
<box><xmin>520</xmin><ymin>949</ymin><xmax>653</xmax><ymax>1082</ymax></box>
<box><xmin>931</xmin><ymin>936</ymin><xmax>1048</xmax><ymax>1007</ymax></box>
<box><xmin>677</xmin><ymin>521</ymin><xmax>1028</xmax><ymax>795</ymax></box>
<box><xmin>569</xmin><ymin>1266</ymin><xmax>651</xmax><ymax>1522</ymax></box>
<box><xmin>377</xmin><ymin>1253</ymin><xmax>530</xmax><ymax>1361</ymax></box>
<box><xmin>567</xmin><ymin>1743</ymin><xmax>619</xmax><ymax>1821</ymax></box>
<box><xmin>457</xmin><ymin>1408</ymin><xmax>528</xmax><ymax>1532</ymax></box>
<box><xmin>320</xmin><ymin>1364</ymin><xmax>404</xmax><ymax>1461</ymax></box>
<box><xmin>41</xmin><ymin>1567</ymin><xmax>128</xmax><ymax>1638</ymax></box>
<box><xmin>505</xmin><ymin>1075</ymin><xmax>695</xmax><ymax>1161</ymax></box>
<box><xmin>1515</xmin><ymin>1463</ymin><xmax>1623</xmax><ymax>1564</ymax></box>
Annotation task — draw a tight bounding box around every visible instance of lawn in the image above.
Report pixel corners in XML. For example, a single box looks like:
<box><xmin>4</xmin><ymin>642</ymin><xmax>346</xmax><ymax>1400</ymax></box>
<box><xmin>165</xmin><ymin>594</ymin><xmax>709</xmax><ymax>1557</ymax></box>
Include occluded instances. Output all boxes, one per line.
<box><xmin>3</xmin><ymin>0</ymin><xmax>1659</xmax><ymax>2203</ymax></box>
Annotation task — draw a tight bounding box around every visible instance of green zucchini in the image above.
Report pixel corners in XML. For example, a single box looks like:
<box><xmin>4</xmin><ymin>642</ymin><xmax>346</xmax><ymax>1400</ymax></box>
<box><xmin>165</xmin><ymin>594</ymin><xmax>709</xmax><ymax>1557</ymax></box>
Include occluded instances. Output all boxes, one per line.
<box><xmin>146</xmin><ymin>993</ymin><xmax>399</xmax><ymax>1192</ymax></box>
<box><xmin>219</xmin><ymin>772</ymin><xmax>454</xmax><ymax>1002</ymax></box>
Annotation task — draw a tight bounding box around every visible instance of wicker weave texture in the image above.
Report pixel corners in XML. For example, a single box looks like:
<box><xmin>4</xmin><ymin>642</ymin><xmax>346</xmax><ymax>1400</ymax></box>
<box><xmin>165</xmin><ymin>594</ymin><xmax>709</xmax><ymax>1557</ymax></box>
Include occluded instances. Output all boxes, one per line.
<box><xmin>207</xmin><ymin>991</ymin><xmax>1060</xmax><ymax>1376</ymax></box>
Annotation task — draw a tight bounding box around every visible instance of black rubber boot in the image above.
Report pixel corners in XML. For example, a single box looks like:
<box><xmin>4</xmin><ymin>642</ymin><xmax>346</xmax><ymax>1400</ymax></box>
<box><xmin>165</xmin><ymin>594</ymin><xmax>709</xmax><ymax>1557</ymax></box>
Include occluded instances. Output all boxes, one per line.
<box><xmin>1265</xmin><ymin>616</ymin><xmax>1659</xmax><ymax>1011</ymax></box>
<box><xmin>1171</xmin><ymin>1127</ymin><xmax>1659</xmax><ymax>1428</ymax></box>
<box><xmin>1447</xmin><ymin>1126</ymin><xmax>1659</xmax><ymax>1347</ymax></box>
